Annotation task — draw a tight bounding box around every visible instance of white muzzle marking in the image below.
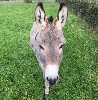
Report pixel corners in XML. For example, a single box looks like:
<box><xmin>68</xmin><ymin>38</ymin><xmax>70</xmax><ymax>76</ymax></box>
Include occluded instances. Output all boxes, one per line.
<box><xmin>45</xmin><ymin>64</ymin><xmax>59</xmax><ymax>79</ymax></box>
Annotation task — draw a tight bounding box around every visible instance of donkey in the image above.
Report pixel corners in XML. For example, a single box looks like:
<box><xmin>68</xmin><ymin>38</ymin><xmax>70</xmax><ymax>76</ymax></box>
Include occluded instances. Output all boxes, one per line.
<box><xmin>30</xmin><ymin>2</ymin><xmax>67</xmax><ymax>99</ymax></box>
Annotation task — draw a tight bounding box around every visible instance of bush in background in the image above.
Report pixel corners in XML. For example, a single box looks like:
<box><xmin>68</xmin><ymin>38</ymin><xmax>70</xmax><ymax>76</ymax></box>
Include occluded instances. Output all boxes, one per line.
<box><xmin>0</xmin><ymin>0</ymin><xmax>9</xmax><ymax>1</ymax></box>
<box><xmin>85</xmin><ymin>4</ymin><xmax>98</xmax><ymax>29</ymax></box>
<box><xmin>58</xmin><ymin>0</ymin><xmax>98</xmax><ymax>32</ymax></box>
<box><xmin>24</xmin><ymin>0</ymin><xmax>32</xmax><ymax>3</ymax></box>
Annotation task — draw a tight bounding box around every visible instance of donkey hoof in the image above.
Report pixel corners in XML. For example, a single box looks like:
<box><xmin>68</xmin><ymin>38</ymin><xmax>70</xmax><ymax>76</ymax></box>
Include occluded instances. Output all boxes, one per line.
<box><xmin>45</xmin><ymin>94</ymin><xmax>48</xmax><ymax>98</ymax></box>
<box><xmin>43</xmin><ymin>93</ymin><xmax>48</xmax><ymax>100</ymax></box>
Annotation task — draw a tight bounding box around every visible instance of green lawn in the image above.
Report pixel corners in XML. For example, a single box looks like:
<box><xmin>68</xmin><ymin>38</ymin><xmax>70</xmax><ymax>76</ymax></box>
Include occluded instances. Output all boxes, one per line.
<box><xmin>0</xmin><ymin>3</ymin><xmax>98</xmax><ymax>100</ymax></box>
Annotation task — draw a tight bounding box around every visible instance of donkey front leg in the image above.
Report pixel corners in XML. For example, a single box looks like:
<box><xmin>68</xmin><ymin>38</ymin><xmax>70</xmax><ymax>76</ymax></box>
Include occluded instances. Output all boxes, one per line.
<box><xmin>43</xmin><ymin>78</ymin><xmax>49</xmax><ymax>100</ymax></box>
<box><xmin>44</xmin><ymin>78</ymin><xmax>49</xmax><ymax>98</ymax></box>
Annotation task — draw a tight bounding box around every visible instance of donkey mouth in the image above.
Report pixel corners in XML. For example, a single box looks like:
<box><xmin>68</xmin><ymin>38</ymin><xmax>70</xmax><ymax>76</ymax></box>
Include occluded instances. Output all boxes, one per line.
<box><xmin>46</xmin><ymin>76</ymin><xmax>59</xmax><ymax>85</ymax></box>
<box><xmin>48</xmin><ymin>78</ymin><xmax>57</xmax><ymax>85</ymax></box>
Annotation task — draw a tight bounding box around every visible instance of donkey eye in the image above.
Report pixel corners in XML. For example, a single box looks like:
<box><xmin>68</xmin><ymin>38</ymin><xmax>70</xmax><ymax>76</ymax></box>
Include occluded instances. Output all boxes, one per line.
<box><xmin>39</xmin><ymin>45</ymin><xmax>44</xmax><ymax>50</ymax></box>
<box><xmin>59</xmin><ymin>45</ymin><xmax>64</xmax><ymax>49</ymax></box>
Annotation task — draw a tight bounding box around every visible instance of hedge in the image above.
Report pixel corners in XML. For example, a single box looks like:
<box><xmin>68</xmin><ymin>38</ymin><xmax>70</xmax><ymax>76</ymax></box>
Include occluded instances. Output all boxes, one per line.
<box><xmin>24</xmin><ymin>0</ymin><xmax>32</xmax><ymax>3</ymax></box>
<box><xmin>58</xmin><ymin>0</ymin><xmax>98</xmax><ymax>32</ymax></box>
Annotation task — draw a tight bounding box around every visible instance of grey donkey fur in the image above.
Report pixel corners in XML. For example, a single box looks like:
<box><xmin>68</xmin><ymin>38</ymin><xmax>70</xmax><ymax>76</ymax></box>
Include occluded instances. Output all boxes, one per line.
<box><xmin>30</xmin><ymin>2</ymin><xmax>67</xmax><ymax>99</ymax></box>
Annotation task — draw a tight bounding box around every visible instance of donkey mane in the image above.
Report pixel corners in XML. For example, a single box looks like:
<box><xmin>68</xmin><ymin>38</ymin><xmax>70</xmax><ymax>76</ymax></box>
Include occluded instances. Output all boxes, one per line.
<box><xmin>47</xmin><ymin>16</ymin><xmax>53</xmax><ymax>23</ymax></box>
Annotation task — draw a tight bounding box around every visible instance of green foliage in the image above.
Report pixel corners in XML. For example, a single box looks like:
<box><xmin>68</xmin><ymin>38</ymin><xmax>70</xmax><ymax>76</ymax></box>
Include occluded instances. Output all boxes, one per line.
<box><xmin>0</xmin><ymin>3</ymin><xmax>98</xmax><ymax>100</ymax></box>
<box><xmin>24</xmin><ymin>0</ymin><xmax>32</xmax><ymax>3</ymax></box>
<box><xmin>0</xmin><ymin>0</ymin><xmax>9</xmax><ymax>1</ymax></box>
<box><xmin>59</xmin><ymin>0</ymin><xmax>98</xmax><ymax>31</ymax></box>
<box><xmin>85</xmin><ymin>4</ymin><xmax>98</xmax><ymax>28</ymax></box>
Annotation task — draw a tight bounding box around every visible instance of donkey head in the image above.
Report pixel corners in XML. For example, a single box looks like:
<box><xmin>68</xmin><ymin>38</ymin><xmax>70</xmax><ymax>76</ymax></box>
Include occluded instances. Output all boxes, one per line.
<box><xmin>31</xmin><ymin>3</ymin><xmax>67</xmax><ymax>85</ymax></box>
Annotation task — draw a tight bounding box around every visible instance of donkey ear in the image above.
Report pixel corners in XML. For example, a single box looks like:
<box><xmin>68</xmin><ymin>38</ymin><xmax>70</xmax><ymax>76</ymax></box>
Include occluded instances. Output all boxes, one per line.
<box><xmin>55</xmin><ymin>3</ymin><xmax>67</xmax><ymax>29</ymax></box>
<box><xmin>35</xmin><ymin>2</ymin><xmax>46</xmax><ymax>27</ymax></box>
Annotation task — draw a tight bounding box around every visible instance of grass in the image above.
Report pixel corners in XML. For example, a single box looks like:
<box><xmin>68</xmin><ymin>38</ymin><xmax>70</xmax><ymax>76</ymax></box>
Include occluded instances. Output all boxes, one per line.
<box><xmin>0</xmin><ymin>2</ymin><xmax>98</xmax><ymax>100</ymax></box>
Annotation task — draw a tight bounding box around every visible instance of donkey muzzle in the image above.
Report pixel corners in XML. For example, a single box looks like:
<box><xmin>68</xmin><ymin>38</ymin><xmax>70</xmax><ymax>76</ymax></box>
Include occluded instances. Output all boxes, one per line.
<box><xmin>45</xmin><ymin>64</ymin><xmax>59</xmax><ymax>85</ymax></box>
<box><xmin>47</xmin><ymin>76</ymin><xmax>59</xmax><ymax>85</ymax></box>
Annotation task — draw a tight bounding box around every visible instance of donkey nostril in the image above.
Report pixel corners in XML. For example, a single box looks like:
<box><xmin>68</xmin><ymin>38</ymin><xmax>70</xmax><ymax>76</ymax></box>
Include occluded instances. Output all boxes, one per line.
<box><xmin>46</xmin><ymin>77</ymin><xmax>48</xmax><ymax>81</ymax></box>
<box><xmin>57</xmin><ymin>75</ymin><xmax>59</xmax><ymax>80</ymax></box>
<box><xmin>57</xmin><ymin>76</ymin><xmax>59</xmax><ymax>80</ymax></box>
